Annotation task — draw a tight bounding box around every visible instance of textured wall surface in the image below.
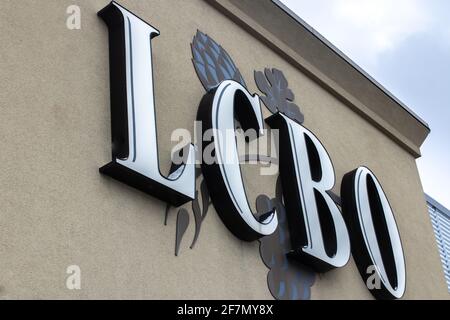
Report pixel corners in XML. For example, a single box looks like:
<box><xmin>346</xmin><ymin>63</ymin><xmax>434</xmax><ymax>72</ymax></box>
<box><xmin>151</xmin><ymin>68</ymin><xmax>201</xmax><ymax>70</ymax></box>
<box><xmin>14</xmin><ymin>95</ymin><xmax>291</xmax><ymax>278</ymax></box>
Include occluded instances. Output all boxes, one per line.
<box><xmin>0</xmin><ymin>0</ymin><xmax>447</xmax><ymax>299</ymax></box>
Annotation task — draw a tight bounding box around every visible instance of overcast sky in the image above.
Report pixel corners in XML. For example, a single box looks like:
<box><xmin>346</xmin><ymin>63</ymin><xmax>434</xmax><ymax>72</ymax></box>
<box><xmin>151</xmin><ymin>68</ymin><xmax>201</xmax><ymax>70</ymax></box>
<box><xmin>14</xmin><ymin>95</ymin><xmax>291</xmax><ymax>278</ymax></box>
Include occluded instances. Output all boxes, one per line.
<box><xmin>280</xmin><ymin>0</ymin><xmax>450</xmax><ymax>208</ymax></box>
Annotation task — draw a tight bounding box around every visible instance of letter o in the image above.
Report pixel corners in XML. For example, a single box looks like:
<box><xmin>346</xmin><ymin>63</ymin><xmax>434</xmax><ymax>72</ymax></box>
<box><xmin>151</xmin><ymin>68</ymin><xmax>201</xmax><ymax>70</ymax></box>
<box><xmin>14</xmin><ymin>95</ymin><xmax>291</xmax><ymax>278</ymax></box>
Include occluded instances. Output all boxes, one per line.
<box><xmin>341</xmin><ymin>167</ymin><xmax>406</xmax><ymax>300</ymax></box>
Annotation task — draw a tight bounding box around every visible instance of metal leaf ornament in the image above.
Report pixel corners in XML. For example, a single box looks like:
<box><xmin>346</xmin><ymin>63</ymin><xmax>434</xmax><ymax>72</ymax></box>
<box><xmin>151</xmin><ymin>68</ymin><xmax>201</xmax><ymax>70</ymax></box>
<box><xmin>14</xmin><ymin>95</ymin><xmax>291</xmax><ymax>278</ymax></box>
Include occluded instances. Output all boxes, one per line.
<box><xmin>165</xmin><ymin>170</ymin><xmax>211</xmax><ymax>256</ymax></box>
<box><xmin>190</xmin><ymin>179</ymin><xmax>210</xmax><ymax>249</ymax></box>
<box><xmin>255</xmin><ymin>68</ymin><xmax>304</xmax><ymax>124</ymax></box>
<box><xmin>175</xmin><ymin>209</ymin><xmax>190</xmax><ymax>257</ymax></box>
<box><xmin>191</xmin><ymin>30</ymin><xmax>247</xmax><ymax>91</ymax></box>
<box><xmin>257</xmin><ymin>178</ymin><xmax>316</xmax><ymax>300</ymax></box>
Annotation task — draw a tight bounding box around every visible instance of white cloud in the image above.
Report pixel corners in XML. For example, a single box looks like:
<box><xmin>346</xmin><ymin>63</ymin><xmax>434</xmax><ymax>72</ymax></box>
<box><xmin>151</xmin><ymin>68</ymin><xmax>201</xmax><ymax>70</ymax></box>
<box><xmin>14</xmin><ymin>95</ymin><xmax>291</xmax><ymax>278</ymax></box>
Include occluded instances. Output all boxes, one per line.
<box><xmin>280</xmin><ymin>0</ymin><xmax>432</xmax><ymax>68</ymax></box>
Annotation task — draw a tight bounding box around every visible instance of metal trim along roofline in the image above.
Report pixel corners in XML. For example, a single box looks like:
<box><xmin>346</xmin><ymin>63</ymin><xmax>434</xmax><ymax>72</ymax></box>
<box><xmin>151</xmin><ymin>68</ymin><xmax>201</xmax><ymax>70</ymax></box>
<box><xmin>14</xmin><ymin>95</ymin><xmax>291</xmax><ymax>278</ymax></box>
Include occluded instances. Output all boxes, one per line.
<box><xmin>205</xmin><ymin>0</ymin><xmax>431</xmax><ymax>158</ymax></box>
<box><xmin>272</xmin><ymin>0</ymin><xmax>430</xmax><ymax>130</ymax></box>
<box><xmin>427</xmin><ymin>194</ymin><xmax>450</xmax><ymax>219</ymax></box>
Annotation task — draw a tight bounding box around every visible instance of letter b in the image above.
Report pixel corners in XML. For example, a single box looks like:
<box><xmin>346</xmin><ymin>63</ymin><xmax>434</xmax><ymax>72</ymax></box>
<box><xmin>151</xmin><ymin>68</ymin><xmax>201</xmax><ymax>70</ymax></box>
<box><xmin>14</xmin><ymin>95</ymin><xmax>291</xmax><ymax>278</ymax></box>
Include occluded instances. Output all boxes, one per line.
<box><xmin>267</xmin><ymin>113</ymin><xmax>351</xmax><ymax>272</ymax></box>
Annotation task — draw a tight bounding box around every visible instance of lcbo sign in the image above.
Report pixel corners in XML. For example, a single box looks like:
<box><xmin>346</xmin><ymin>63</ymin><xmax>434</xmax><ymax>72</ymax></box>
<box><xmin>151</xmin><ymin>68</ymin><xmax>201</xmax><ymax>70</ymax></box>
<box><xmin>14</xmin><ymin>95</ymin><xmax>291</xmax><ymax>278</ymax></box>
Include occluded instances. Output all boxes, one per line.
<box><xmin>98</xmin><ymin>2</ymin><xmax>406</xmax><ymax>300</ymax></box>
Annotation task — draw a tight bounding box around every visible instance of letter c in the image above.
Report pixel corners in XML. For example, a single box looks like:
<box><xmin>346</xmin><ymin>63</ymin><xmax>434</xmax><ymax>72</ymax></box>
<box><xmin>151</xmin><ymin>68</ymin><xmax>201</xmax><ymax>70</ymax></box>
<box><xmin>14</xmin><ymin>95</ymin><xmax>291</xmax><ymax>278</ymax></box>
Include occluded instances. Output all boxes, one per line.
<box><xmin>197</xmin><ymin>80</ymin><xmax>278</xmax><ymax>241</ymax></box>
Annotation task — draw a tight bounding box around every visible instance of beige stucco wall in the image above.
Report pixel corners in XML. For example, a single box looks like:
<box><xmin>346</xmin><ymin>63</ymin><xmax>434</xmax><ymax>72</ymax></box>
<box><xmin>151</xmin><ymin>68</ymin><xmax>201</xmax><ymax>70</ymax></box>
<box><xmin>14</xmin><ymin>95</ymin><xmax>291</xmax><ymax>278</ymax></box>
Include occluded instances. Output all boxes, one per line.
<box><xmin>0</xmin><ymin>0</ymin><xmax>447</xmax><ymax>299</ymax></box>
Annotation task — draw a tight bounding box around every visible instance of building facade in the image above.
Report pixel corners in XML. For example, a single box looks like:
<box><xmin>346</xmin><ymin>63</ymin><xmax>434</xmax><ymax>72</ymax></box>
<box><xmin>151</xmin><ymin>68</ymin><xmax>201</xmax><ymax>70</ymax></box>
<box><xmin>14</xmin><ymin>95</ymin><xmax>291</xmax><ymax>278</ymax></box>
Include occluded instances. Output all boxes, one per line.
<box><xmin>0</xmin><ymin>0</ymin><xmax>448</xmax><ymax>299</ymax></box>
<box><xmin>427</xmin><ymin>195</ymin><xmax>450</xmax><ymax>293</ymax></box>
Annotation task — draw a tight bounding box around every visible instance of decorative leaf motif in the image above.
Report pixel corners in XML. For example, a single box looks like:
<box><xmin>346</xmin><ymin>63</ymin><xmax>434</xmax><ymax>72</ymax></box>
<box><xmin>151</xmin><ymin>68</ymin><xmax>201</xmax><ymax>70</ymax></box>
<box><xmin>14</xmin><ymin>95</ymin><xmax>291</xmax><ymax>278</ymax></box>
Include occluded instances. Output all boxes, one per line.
<box><xmin>255</xmin><ymin>68</ymin><xmax>305</xmax><ymax>124</ymax></box>
<box><xmin>257</xmin><ymin>177</ymin><xmax>316</xmax><ymax>300</ymax></box>
<box><xmin>200</xmin><ymin>179</ymin><xmax>210</xmax><ymax>221</ymax></box>
<box><xmin>166</xmin><ymin>175</ymin><xmax>211</xmax><ymax>255</ymax></box>
<box><xmin>164</xmin><ymin>203</ymin><xmax>171</xmax><ymax>226</ymax></box>
<box><xmin>190</xmin><ymin>191</ymin><xmax>202</xmax><ymax>249</ymax></box>
<box><xmin>175</xmin><ymin>209</ymin><xmax>190</xmax><ymax>256</ymax></box>
<box><xmin>191</xmin><ymin>30</ymin><xmax>246</xmax><ymax>91</ymax></box>
<box><xmin>189</xmin><ymin>178</ymin><xmax>211</xmax><ymax>249</ymax></box>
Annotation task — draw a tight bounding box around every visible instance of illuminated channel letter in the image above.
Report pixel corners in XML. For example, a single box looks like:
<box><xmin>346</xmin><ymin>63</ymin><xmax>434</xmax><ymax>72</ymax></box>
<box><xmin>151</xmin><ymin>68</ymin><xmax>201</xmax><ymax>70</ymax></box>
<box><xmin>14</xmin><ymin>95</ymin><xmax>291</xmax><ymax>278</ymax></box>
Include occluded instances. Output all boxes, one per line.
<box><xmin>98</xmin><ymin>2</ymin><xmax>195</xmax><ymax>206</ymax></box>
<box><xmin>341</xmin><ymin>167</ymin><xmax>406</xmax><ymax>300</ymax></box>
<box><xmin>266</xmin><ymin>113</ymin><xmax>351</xmax><ymax>272</ymax></box>
<box><xmin>197</xmin><ymin>80</ymin><xmax>278</xmax><ymax>241</ymax></box>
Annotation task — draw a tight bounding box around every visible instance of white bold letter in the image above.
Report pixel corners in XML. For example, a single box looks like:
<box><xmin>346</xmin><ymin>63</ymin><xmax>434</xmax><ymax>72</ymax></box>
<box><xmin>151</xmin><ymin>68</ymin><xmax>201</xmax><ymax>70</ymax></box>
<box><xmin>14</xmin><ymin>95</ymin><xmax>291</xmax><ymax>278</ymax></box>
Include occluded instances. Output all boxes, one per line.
<box><xmin>98</xmin><ymin>2</ymin><xmax>195</xmax><ymax>206</ymax></box>
<box><xmin>267</xmin><ymin>113</ymin><xmax>351</xmax><ymax>272</ymax></box>
<box><xmin>197</xmin><ymin>81</ymin><xmax>278</xmax><ymax>241</ymax></box>
<box><xmin>341</xmin><ymin>167</ymin><xmax>406</xmax><ymax>299</ymax></box>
